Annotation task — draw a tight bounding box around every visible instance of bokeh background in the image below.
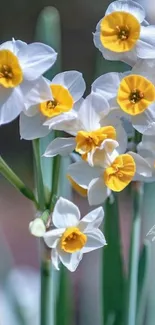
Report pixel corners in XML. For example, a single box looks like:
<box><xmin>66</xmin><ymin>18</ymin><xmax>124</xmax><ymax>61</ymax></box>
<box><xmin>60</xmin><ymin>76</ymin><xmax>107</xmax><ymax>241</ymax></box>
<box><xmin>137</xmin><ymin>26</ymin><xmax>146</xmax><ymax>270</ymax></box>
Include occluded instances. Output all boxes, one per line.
<box><xmin>1</xmin><ymin>0</ymin><xmax>155</xmax><ymax>324</ymax></box>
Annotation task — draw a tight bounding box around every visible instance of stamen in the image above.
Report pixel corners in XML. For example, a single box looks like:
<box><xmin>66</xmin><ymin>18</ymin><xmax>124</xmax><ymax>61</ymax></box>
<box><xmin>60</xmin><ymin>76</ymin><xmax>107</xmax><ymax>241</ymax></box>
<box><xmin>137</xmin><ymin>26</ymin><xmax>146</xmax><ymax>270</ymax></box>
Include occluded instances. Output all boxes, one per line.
<box><xmin>46</xmin><ymin>99</ymin><xmax>58</xmax><ymax>110</ymax></box>
<box><xmin>116</xmin><ymin>25</ymin><xmax>130</xmax><ymax>40</ymax></box>
<box><xmin>61</xmin><ymin>227</ymin><xmax>87</xmax><ymax>253</ymax></box>
<box><xmin>129</xmin><ymin>89</ymin><xmax>144</xmax><ymax>104</ymax></box>
<box><xmin>0</xmin><ymin>64</ymin><xmax>13</xmax><ymax>79</ymax></box>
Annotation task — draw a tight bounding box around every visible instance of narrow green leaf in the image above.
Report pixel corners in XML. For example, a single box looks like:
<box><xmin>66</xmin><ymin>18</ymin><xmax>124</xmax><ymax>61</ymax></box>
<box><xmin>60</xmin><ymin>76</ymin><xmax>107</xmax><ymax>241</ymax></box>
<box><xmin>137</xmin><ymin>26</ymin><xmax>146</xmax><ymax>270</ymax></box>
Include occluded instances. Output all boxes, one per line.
<box><xmin>103</xmin><ymin>194</ymin><xmax>124</xmax><ymax>325</ymax></box>
<box><xmin>34</xmin><ymin>7</ymin><xmax>62</xmax><ymax>325</ymax></box>
<box><xmin>0</xmin><ymin>155</ymin><xmax>38</xmax><ymax>207</ymax></box>
<box><xmin>35</xmin><ymin>6</ymin><xmax>61</xmax><ymax>80</ymax></box>
<box><xmin>141</xmin><ymin>182</ymin><xmax>155</xmax><ymax>325</ymax></box>
<box><xmin>35</xmin><ymin>6</ymin><xmax>62</xmax><ymax>194</ymax></box>
<box><xmin>124</xmin><ymin>183</ymin><xmax>143</xmax><ymax>325</ymax></box>
<box><xmin>136</xmin><ymin>240</ymin><xmax>151</xmax><ymax>325</ymax></box>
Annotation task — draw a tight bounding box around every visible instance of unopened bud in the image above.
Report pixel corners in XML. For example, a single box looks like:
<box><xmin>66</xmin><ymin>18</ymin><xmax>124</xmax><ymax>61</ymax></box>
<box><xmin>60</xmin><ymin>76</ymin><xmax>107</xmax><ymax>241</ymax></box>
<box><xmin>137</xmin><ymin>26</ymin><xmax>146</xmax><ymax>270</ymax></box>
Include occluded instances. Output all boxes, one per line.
<box><xmin>29</xmin><ymin>218</ymin><xmax>46</xmax><ymax>237</ymax></box>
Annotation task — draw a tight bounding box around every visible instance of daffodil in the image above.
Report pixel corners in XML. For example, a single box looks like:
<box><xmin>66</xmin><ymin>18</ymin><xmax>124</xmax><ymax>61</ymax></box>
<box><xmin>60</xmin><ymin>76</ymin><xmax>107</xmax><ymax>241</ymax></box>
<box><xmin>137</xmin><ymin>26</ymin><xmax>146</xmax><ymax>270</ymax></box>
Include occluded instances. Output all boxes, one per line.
<box><xmin>93</xmin><ymin>0</ymin><xmax>155</xmax><ymax>66</ymax></box>
<box><xmin>43</xmin><ymin>197</ymin><xmax>106</xmax><ymax>272</ymax></box>
<box><xmin>20</xmin><ymin>71</ymin><xmax>86</xmax><ymax>140</ymax></box>
<box><xmin>0</xmin><ymin>39</ymin><xmax>57</xmax><ymax>125</ymax></box>
<box><xmin>137</xmin><ymin>134</ymin><xmax>155</xmax><ymax>182</ymax></box>
<box><xmin>44</xmin><ymin>93</ymin><xmax>127</xmax><ymax>160</ymax></box>
<box><xmin>68</xmin><ymin>142</ymin><xmax>152</xmax><ymax>205</ymax></box>
<box><xmin>92</xmin><ymin>61</ymin><xmax>155</xmax><ymax>135</ymax></box>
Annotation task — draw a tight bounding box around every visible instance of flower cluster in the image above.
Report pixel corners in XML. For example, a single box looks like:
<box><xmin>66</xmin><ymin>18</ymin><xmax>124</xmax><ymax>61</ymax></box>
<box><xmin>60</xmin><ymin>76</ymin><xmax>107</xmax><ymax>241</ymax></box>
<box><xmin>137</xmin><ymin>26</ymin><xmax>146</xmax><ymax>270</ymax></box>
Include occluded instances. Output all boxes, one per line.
<box><xmin>2</xmin><ymin>0</ymin><xmax>155</xmax><ymax>271</ymax></box>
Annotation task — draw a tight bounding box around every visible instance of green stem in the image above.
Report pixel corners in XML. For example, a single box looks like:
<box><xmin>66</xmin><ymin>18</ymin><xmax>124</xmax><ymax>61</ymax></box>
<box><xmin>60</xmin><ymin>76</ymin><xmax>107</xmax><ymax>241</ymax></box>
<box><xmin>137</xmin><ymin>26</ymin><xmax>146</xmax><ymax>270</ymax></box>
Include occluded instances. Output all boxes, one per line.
<box><xmin>32</xmin><ymin>139</ymin><xmax>45</xmax><ymax>211</ymax></box>
<box><xmin>0</xmin><ymin>155</ymin><xmax>38</xmax><ymax>208</ymax></box>
<box><xmin>40</xmin><ymin>243</ymin><xmax>52</xmax><ymax>325</ymax></box>
<box><xmin>124</xmin><ymin>182</ymin><xmax>143</xmax><ymax>325</ymax></box>
<box><xmin>49</xmin><ymin>155</ymin><xmax>61</xmax><ymax>211</ymax></box>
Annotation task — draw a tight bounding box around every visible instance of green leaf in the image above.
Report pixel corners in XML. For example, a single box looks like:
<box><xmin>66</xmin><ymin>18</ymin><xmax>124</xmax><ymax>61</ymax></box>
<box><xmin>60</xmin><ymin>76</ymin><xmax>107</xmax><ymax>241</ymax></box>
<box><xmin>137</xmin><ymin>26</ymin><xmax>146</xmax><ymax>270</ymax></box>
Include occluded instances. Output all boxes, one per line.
<box><xmin>34</xmin><ymin>7</ymin><xmax>62</xmax><ymax>325</ymax></box>
<box><xmin>136</xmin><ymin>240</ymin><xmax>151</xmax><ymax>325</ymax></box>
<box><xmin>124</xmin><ymin>183</ymin><xmax>143</xmax><ymax>325</ymax></box>
<box><xmin>141</xmin><ymin>182</ymin><xmax>155</xmax><ymax>325</ymax></box>
<box><xmin>35</xmin><ymin>6</ymin><xmax>62</xmax><ymax>196</ymax></box>
<box><xmin>103</xmin><ymin>194</ymin><xmax>124</xmax><ymax>325</ymax></box>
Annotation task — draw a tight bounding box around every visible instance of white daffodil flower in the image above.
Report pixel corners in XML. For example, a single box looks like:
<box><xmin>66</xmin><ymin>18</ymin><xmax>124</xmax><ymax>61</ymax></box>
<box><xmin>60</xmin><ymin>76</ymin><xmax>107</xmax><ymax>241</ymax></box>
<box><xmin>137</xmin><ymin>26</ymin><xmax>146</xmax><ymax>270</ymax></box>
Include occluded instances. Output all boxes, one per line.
<box><xmin>20</xmin><ymin>71</ymin><xmax>86</xmax><ymax>140</ymax></box>
<box><xmin>92</xmin><ymin>61</ymin><xmax>155</xmax><ymax>135</ymax></box>
<box><xmin>93</xmin><ymin>0</ymin><xmax>155</xmax><ymax>66</ymax></box>
<box><xmin>137</xmin><ymin>134</ymin><xmax>155</xmax><ymax>182</ymax></box>
<box><xmin>43</xmin><ymin>197</ymin><xmax>106</xmax><ymax>272</ymax></box>
<box><xmin>68</xmin><ymin>142</ymin><xmax>152</xmax><ymax>205</ymax></box>
<box><xmin>43</xmin><ymin>92</ymin><xmax>127</xmax><ymax>160</ymax></box>
<box><xmin>0</xmin><ymin>39</ymin><xmax>57</xmax><ymax>125</ymax></box>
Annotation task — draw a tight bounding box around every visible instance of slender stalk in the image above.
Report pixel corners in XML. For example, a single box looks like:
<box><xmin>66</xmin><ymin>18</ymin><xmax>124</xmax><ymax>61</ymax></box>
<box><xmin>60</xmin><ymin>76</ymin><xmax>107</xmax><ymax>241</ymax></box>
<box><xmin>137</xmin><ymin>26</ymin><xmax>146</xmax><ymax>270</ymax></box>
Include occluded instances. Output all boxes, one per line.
<box><xmin>32</xmin><ymin>139</ymin><xmax>45</xmax><ymax>211</ymax></box>
<box><xmin>124</xmin><ymin>181</ymin><xmax>143</xmax><ymax>325</ymax></box>
<box><xmin>40</xmin><ymin>242</ymin><xmax>52</xmax><ymax>325</ymax></box>
<box><xmin>49</xmin><ymin>154</ymin><xmax>61</xmax><ymax>211</ymax></box>
<box><xmin>0</xmin><ymin>155</ymin><xmax>38</xmax><ymax>207</ymax></box>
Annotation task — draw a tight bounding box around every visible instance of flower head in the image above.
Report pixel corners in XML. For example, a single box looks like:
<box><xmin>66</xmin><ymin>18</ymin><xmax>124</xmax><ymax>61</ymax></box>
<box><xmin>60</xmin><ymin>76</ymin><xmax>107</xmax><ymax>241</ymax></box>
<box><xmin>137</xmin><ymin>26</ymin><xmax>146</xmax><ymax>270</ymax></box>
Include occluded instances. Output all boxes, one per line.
<box><xmin>43</xmin><ymin>197</ymin><xmax>106</xmax><ymax>272</ymax></box>
<box><xmin>92</xmin><ymin>63</ymin><xmax>155</xmax><ymax>135</ymax></box>
<box><xmin>93</xmin><ymin>0</ymin><xmax>155</xmax><ymax>66</ymax></box>
<box><xmin>0</xmin><ymin>39</ymin><xmax>57</xmax><ymax>125</ymax></box>
<box><xmin>68</xmin><ymin>142</ymin><xmax>152</xmax><ymax>205</ymax></box>
<box><xmin>44</xmin><ymin>92</ymin><xmax>127</xmax><ymax>159</ymax></box>
<box><xmin>20</xmin><ymin>71</ymin><xmax>86</xmax><ymax>140</ymax></box>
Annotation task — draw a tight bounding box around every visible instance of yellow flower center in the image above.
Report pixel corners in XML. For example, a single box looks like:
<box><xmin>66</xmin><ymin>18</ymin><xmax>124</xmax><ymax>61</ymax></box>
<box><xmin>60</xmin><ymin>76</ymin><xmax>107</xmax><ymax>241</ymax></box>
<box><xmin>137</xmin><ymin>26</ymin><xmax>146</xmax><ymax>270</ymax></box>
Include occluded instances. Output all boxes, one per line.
<box><xmin>0</xmin><ymin>50</ymin><xmax>23</xmax><ymax>88</ymax></box>
<box><xmin>117</xmin><ymin>75</ymin><xmax>155</xmax><ymax>115</ymax></box>
<box><xmin>61</xmin><ymin>227</ymin><xmax>87</xmax><ymax>253</ymax></box>
<box><xmin>40</xmin><ymin>84</ymin><xmax>74</xmax><ymax>118</ymax></box>
<box><xmin>75</xmin><ymin>126</ymin><xmax>116</xmax><ymax>160</ymax></box>
<box><xmin>67</xmin><ymin>175</ymin><xmax>87</xmax><ymax>197</ymax></box>
<box><xmin>100</xmin><ymin>11</ymin><xmax>140</xmax><ymax>53</ymax></box>
<box><xmin>104</xmin><ymin>154</ymin><xmax>136</xmax><ymax>191</ymax></box>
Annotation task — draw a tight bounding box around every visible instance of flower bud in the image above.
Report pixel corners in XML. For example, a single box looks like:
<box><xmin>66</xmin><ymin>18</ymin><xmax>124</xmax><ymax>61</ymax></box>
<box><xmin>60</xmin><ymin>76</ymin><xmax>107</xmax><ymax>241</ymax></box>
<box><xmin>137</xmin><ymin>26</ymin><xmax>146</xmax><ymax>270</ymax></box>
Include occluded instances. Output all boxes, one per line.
<box><xmin>29</xmin><ymin>218</ymin><xmax>46</xmax><ymax>237</ymax></box>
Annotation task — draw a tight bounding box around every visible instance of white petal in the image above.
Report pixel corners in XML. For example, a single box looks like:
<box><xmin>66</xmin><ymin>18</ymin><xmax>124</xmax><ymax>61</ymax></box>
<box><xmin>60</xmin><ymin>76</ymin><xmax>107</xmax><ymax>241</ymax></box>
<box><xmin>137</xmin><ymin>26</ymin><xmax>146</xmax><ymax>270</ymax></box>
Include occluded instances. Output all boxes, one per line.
<box><xmin>58</xmin><ymin>249</ymin><xmax>83</xmax><ymax>272</ymax></box>
<box><xmin>44</xmin><ymin>137</ymin><xmax>75</xmax><ymax>157</ymax></box>
<box><xmin>51</xmin><ymin>249</ymin><xmax>60</xmax><ymax>270</ymax></box>
<box><xmin>20</xmin><ymin>112</ymin><xmax>49</xmax><ymax>140</ymax></box>
<box><xmin>18</xmin><ymin>42</ymin><xmax>57</xmax><ymax>80</ymax></box>
<box><xmin>92</xmin><ymin>72</ymin><xmax>124</xmax><ymax>101</ymax></box>
<box><xmin>81</xmin><ymin>228</ymin><xmax>106</xmax><ymax>253</ymax></box>
<box><xmin>105</xmin><ymin>0</ymin><xmax>145</xmax><ymax>23</ymax></box>
<box><xmin>93</xmin><ymin>31</ymin><xmax>104</xmax><ymax>52</ymax></box>
<box><xmin>78</xmin><ymin>93</ymin><xmax>110</xmax><ymax>131</ymax></box>
<box><xmin>115</xmin><ymin>124</ymin><xmax>128</xmax><ymax>154</ymax></box>
<box><xmin>44</xmin><ymin>229</ymin><xmax>65</xmax><ymax>248</ymax></box>
<box><xmin>88</xmin><ymin>177</ymin><xmax>109</xmax><ymax>206</ymax></box>
<box><xmin>68</xmin><ymin>162</ymin><xmax>102</xmax><ymax>188</ymax></box>
<box><xmin>0</xmin><ymin>88</ymin><xmax>23</xmax><ymax>125</ymax></box>
<box><xmin>52</xmin><ymin>197</ymin><xmax>80</xmax><ymax>228</ymax></box>
<box><xmin>29</xmin><ymin>218</ymin><xmax>46</xmax><ymax>237</ymax></box>
<box><xmin>51</xmin><ymin>71</ymin><xmax>86</xmax><ymax>102</ymax></box>
<box><xmin>24</xmin><ymin>77</ymin><xmax>52</xmax><ymax>110</ymax></box>
<box><xmin>87</xmin><ymin>140</ymin><xmax>119</xmax><ymax>168</ymax></box>
<box><xmin>137</xmin><ymin>26</ymin><xmax>155</xmax><ymax>59</ymax></box>
<box><xmin>132</xmin><ymin>104</ymin><xmax>155</xmax><ymax>135</ymax></box>
<box><xmin>0</xmin><ymin>40</ymin><xmax>27</xmax><ymax>54</ymax></box>
<box><xmin>78</xmin><ymin>207</ymin><xmax>104</xmax><ymax>232</ymax></box>
<box><xmin>137</xmin><ymin>135</ymin><xmax>155</xmax><ymax>158</ymax></box>
<box><xmin>44</xmin><ymin>110</ymin><xmax>77</xmax><ymax>130</ymax></box>
<box><xmin>99</xmin><ymin>109</ymin><xmax>128</xmax><ymax>153</ymax></box>
<box><xmin>128</xmin><ymin>151</ymin><xmax>152</xmax><ymax>177</ymax></box>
